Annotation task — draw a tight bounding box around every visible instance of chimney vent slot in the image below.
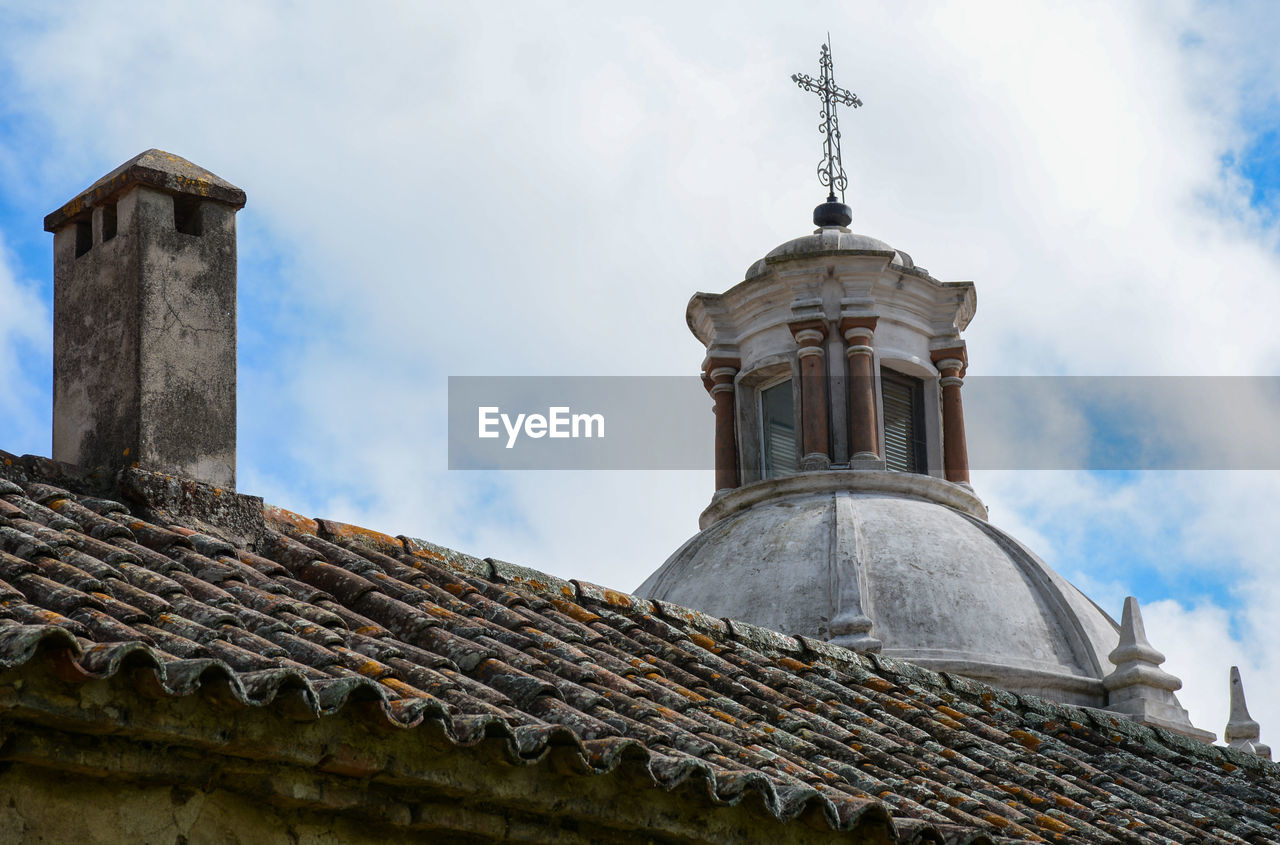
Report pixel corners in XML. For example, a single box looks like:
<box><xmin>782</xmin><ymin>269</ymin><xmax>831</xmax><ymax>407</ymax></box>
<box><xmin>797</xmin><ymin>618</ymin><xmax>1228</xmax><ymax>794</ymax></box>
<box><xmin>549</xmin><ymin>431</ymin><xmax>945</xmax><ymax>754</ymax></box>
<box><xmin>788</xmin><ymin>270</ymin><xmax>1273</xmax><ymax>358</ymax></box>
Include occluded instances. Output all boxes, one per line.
<box><xmin>173</xmin><ymin>195</ymin><xmax>203</xmax><ymax>236</ymax></box>
<box><xmin>74</xmin><ymin>218</ymin><xmax>92</xmax><ymax>257</ymax></box>
<box><xmin>102</xmin><ymin>203</ymin><xmax>117</xmax><ymax>242</ymax></box>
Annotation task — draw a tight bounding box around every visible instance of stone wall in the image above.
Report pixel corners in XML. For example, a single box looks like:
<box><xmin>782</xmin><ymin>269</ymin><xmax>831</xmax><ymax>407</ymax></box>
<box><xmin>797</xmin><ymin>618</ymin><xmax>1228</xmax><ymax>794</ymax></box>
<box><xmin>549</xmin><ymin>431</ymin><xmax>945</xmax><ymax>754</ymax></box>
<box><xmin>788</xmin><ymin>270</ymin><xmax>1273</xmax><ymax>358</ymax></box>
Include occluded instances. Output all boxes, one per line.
<box><xmin>0</xmin><ymin>653</ymin><xmax>889</xmax><ymax>845</ymax></box>
<box><xmin>0</xmin><ymin>766</ymin><xmax>417</xmax><ymax>845</ymax></box>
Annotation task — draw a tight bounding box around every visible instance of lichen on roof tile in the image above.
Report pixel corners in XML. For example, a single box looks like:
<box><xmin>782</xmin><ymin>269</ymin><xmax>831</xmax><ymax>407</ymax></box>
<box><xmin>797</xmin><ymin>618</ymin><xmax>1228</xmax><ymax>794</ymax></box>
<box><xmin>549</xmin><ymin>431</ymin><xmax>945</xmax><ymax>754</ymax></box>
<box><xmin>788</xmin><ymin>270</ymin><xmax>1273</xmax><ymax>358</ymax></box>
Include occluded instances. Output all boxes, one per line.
<box><xmin>0</xmin><ymin>459</ymin><xmax>1278</xmax><ymax>844</ymax></box>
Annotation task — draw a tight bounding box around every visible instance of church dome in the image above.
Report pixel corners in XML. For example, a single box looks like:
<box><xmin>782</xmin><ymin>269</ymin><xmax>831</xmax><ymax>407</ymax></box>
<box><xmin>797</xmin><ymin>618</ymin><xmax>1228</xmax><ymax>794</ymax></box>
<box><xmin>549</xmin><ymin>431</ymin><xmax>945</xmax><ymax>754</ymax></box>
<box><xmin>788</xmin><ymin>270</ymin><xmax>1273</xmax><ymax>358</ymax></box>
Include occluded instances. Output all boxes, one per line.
<box><xmin>744</xmin><ymin>229</ymin><xmax>915</xmax><ymax>280</ymax></box>
<box><xmin>637</xmin><ymin>472</ymin><xmax>1121</xmax><ymax>707</ymax></box>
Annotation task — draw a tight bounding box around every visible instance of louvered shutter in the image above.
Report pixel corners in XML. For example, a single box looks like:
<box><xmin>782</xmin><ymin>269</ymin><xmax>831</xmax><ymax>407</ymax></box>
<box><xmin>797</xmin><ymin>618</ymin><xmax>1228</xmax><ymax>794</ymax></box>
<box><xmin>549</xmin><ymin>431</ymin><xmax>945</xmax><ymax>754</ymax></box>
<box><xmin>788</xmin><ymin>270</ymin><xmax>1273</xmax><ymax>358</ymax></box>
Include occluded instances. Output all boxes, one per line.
<box><xmin>766</xmin><ymin>423</ymin><xmax>797</xmax><ymax>477</ymax></box>
<box><xmin>881</xmin><ymin>370</ymin><xmax>926</xmax><ymax>473</ymax></box>
<box><xmin>761</xmin><ymin>379</ymin><xmax>799</xmax><ymax>479</ymax></box>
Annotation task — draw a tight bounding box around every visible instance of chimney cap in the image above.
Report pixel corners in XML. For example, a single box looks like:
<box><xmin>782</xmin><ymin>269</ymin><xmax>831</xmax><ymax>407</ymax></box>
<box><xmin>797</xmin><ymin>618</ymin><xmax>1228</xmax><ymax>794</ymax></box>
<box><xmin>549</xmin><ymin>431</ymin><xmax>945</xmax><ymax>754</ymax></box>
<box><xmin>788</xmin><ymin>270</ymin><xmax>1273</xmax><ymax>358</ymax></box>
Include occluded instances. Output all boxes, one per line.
<box><xmin>44</xmin><ymin>148</ymin><xmax>246</xmax><ymax>233</ymax></box>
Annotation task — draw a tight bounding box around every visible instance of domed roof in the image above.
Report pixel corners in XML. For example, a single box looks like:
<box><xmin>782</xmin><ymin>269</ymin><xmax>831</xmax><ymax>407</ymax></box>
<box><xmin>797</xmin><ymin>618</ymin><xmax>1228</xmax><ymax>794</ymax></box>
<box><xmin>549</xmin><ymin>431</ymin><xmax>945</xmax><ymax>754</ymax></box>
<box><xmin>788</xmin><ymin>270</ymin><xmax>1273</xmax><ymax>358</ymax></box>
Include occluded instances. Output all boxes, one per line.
<box><xmin>636</xmin><ymin>472</ymin><xmax>1121</xmax><ymax>707</ymax></box>
<box><xmin>744</xmin><ymin>228</ymin><xmax>916</xmax><ymax>280</ymax></box>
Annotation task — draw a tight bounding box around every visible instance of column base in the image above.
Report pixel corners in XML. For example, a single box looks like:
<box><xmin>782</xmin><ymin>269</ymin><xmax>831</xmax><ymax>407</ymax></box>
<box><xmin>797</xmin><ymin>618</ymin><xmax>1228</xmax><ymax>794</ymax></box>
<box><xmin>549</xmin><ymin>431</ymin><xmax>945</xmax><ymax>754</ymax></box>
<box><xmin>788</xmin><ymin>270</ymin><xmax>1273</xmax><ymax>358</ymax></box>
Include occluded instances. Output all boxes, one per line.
<box><xmin>800</xmin><ymin>453</ymin><xmax>831</xmax><ymax>471</ymax></box>
<box><xmin>848</xmin><ymin>453</ymin><xmax>886</xmax><ymax>470</ymax></box>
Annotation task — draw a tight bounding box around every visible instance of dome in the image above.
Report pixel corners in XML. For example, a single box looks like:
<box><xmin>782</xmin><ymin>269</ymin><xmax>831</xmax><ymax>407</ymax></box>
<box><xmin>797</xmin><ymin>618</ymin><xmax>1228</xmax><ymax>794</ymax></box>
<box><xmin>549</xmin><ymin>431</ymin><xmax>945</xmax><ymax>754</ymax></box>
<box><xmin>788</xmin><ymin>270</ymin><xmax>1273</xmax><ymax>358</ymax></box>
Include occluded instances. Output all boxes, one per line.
<box><xmin>744</xmin><ymin>228</ymin><xmax>916</xmax><ymax>280</ymax></box>
<box><xmin>637</xmin><ymin>472</ymin><xmax>1121</xmax><ymax>707</ymax></box>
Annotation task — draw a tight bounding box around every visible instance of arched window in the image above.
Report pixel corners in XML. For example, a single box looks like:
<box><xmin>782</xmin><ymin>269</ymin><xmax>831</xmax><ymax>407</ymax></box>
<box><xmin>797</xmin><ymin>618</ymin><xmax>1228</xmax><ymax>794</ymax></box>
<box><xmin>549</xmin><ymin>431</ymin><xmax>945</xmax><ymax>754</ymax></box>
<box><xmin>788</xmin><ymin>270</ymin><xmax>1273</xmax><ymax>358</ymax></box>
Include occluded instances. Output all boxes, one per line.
<box><xmin>760</xmin><ymin>378</ymin><xmax>799</xmax><ymax>479</ymax></box>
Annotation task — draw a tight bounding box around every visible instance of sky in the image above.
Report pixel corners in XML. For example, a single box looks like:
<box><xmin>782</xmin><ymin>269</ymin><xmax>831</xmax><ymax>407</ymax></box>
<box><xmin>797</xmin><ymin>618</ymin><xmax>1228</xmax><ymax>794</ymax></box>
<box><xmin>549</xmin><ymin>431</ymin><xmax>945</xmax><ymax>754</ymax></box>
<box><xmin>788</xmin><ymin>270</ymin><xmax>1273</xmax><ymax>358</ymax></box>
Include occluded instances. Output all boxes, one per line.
<box><xmin>1</xmin><ymin>1</ymin><xmax>1279</xmax><ymax>746</ymax></box>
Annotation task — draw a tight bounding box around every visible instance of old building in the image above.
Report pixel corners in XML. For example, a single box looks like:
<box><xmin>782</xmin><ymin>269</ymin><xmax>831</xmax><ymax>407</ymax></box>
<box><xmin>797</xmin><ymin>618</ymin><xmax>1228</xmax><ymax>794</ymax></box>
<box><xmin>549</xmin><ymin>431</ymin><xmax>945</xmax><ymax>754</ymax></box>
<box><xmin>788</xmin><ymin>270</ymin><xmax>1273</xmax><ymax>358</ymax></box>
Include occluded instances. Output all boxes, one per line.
<box><xmin>634</xmin><ymin>191</ymin><xmax>1213</xmax><ymax>742</ymax></box>
<box><xmin>0</xmin><ymin>150</ymin><xmax>1276</xmax><ymax>843</ymax></box>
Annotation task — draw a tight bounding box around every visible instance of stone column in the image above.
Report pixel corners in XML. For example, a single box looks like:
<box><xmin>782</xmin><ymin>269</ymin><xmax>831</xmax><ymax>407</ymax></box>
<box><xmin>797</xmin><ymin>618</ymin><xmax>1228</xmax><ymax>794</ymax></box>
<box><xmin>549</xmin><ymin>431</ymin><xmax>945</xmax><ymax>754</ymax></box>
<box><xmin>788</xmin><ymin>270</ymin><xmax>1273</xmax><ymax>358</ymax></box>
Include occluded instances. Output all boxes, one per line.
<box><xmin>841</xmin><ymin>317</ymin><xmax>879</xmax><ymax>460</ymax></box>
<box><xmin>790</xmin><ymin>321</ymin><xmax>830</xmax><ymax>470</ymax></box>
<box><xmin>931</xmin><ymin>347</ymin><xmax>969</xmax><ymax>484</ymax></box>
<box><xmin>706</xmin><ymin>359</ymin><xmax>740</xmax><ymax>493</ymax></box>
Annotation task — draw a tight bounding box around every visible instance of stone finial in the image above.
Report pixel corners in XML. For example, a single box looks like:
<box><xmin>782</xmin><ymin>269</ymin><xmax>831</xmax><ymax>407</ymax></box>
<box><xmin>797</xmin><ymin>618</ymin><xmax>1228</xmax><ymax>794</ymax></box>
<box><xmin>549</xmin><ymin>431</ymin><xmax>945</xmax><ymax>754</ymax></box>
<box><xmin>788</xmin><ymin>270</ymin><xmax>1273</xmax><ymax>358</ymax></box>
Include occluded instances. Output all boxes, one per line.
<box><xmin>829</xmin><ymin>608</ymin><xmax>882</xmax><ymax>654</ymax></box>
<box><xmin>1225</xmin><ymin>666</ymin><xmax>1271</xmax><ymax>759</ymax></box>
<box><xmin>813</xmin><ymin>200</ymin><xmax>853</xmax><ymax>229</ymax></box>
<box><xmin>1102</xmin><ymin>597</ymin><xmax>1216</xmax><ymax>743</ymax></box>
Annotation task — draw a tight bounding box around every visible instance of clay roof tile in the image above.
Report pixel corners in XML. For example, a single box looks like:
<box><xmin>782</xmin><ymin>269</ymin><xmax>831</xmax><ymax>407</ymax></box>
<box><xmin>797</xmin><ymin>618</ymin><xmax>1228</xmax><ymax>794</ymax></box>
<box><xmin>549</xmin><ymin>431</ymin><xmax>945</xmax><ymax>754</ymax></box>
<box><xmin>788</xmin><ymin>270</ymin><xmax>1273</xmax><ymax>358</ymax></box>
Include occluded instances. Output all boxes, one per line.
<box><xmin>1</xmin><ymin>459</ymin><xmax>1277</xmax><ymax>844</ymax></box>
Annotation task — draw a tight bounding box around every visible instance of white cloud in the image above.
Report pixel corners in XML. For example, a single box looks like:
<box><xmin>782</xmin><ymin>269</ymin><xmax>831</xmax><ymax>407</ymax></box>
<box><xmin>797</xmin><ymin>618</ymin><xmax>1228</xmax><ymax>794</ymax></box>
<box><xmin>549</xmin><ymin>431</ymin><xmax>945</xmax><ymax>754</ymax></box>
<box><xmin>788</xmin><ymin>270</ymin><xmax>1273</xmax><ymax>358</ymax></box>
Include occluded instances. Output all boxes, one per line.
<box><xmin>1143</xmin><ymin>599</ymin><xmax>1268</xmax><ymax>747</ymax></box>
<box><xmin>978</xmin><ymin>467</ymin><xmax>1280</xmax><ymax>738</ymax></box>
<box><xmin>0</xmin><ymin>230</ymin><xmax>50</xmax><ymax>456</ymax></box>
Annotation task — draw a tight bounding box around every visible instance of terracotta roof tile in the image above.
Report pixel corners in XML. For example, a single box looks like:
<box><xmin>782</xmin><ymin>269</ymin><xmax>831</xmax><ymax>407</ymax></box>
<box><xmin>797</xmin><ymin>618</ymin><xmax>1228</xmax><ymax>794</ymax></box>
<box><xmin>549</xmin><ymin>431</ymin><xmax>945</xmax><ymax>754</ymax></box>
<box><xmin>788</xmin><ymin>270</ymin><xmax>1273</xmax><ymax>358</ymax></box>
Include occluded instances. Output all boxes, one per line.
<box><xmin>0</xmin><ymin>461</ymin><xmax>1277</xmax><ymax>843</ymax></box>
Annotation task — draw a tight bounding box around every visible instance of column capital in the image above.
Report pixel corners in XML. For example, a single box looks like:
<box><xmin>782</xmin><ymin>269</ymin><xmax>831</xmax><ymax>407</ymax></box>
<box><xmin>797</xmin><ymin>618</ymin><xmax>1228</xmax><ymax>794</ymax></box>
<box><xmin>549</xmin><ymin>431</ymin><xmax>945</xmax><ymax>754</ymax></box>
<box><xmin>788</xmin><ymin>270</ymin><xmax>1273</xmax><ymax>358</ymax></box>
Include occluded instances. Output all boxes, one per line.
<box><xmin>839</xmin><ymin>315</ymin><xmax>878</xmax><ymax>336</ymax></box>
<box><xmin>702</xmin><ymin>358</ymin><xmax>739</xmax><ymax>395</ymax></box>
<box><xmin>705</xmin><ymin>355</ymin><xmax>741</xmax><ymax>372</ymax></box>
<box><xmin>789</xmin><ymin>320</ymin><xmax>828</xmax><ymax>347</ymax></box>
<box><xmin>930</xmin><ymin>346</ymin><xmax>968</xmax><ymax>377</ymax></box>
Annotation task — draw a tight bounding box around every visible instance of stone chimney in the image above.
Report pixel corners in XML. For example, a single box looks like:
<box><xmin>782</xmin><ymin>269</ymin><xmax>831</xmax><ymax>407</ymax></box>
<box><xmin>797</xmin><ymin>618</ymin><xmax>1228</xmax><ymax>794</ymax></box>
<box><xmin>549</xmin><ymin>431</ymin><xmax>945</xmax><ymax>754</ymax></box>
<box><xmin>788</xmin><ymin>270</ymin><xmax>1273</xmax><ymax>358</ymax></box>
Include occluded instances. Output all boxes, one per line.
<box><xmin>45</xmin><ymin>150</ymin><xmax>245</xmax><ymax>489</ymax></box>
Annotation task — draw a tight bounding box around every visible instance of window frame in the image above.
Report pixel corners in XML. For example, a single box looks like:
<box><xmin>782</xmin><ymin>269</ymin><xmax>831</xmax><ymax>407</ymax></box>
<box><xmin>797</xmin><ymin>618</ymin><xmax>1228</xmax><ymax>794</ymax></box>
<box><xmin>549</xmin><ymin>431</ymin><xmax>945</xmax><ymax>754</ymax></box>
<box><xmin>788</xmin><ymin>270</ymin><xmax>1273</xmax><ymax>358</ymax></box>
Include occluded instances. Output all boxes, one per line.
<box><xmin>875</xmin><ymin>357</ymin><xmax>944</xmax><ymax>478</ymax></box>
<box><xmin>735</xmin><ymin>355</ymin><xmax>799</xmax><ymax>485</ymax></box>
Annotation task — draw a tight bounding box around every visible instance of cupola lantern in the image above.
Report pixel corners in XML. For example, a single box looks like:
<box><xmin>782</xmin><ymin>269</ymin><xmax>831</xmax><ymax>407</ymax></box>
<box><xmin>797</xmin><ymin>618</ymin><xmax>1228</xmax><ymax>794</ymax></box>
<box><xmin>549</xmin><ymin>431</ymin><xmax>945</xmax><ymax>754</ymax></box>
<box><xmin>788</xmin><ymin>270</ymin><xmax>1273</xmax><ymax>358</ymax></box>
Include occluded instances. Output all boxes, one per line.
<box><xmin>636</xmin><ymin>47</ymin><xmax>1214</xmax><ymax>744</ymax></box>
<box><xmin>687</xmin><ymin>229</ymin><xmax>977</xmax><ymax>493</ymax></box>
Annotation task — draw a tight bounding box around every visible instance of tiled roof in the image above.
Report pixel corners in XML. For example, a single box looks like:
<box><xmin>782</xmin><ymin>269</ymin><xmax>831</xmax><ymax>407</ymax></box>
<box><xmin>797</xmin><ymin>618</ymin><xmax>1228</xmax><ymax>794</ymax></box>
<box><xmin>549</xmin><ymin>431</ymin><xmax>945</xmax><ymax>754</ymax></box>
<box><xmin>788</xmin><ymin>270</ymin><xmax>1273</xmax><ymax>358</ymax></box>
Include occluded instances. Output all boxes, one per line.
<box><xmin>1</xmin><ymin>450</ymin><xmax>1277</xmax><ymax>844</ymax></box>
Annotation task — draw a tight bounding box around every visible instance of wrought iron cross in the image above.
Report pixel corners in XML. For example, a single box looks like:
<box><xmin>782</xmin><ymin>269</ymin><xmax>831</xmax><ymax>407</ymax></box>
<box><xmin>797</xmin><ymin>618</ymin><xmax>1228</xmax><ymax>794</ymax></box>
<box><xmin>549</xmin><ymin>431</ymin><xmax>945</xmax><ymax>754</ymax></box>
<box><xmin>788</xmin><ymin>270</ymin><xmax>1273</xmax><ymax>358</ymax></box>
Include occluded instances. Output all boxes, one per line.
<box><xmin>792</xmin><ymin>38</ymin><xmax>862</xmax><ymax>203</ymax></box>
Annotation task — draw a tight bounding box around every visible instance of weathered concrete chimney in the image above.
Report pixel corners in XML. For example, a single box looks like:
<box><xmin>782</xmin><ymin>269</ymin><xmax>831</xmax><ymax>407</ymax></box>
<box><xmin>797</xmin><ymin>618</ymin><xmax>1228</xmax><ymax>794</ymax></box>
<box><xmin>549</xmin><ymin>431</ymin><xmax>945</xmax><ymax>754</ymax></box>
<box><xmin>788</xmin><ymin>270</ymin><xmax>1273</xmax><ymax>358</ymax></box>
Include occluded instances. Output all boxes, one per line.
<box><xmin>45</xmin><ymin>149</ymin><xmax>245</xmax><ymax>488</ymax></box>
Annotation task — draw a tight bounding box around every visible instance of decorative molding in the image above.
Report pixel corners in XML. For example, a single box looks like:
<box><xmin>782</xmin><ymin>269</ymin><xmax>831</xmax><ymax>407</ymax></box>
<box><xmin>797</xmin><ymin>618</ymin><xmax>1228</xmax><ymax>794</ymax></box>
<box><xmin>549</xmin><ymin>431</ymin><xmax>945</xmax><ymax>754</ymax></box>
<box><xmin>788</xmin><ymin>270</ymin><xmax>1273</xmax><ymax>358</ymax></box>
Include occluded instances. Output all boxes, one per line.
<box><xmin>699</xmin><ymin>468</ymin><xmax>988</xmax><ymax>530</ymax></box>
<box><xmin>793</xmin><ymin>328</ymin><xmax>826</xmax><ymax>347</ymax></box>
<box><xmin>829</xmin><ymin>495</ymin><xmax>881</xmax><ymax>654</ymax></box>
<box><xmin>934</xmin><ymin>358</ymin><xmax>965</xmax><ymax>374</ymax></box>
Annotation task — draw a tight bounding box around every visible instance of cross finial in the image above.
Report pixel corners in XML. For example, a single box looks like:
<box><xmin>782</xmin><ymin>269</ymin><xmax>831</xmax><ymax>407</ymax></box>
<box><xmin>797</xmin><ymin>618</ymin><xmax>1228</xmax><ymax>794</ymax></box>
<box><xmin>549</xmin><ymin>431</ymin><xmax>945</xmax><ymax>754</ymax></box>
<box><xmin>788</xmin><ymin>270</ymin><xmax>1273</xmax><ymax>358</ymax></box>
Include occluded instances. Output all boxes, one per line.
<box><xmin>793</xmin><ymin>36</ymin><xmax>862</xmax><ymax>228</ymax></box>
